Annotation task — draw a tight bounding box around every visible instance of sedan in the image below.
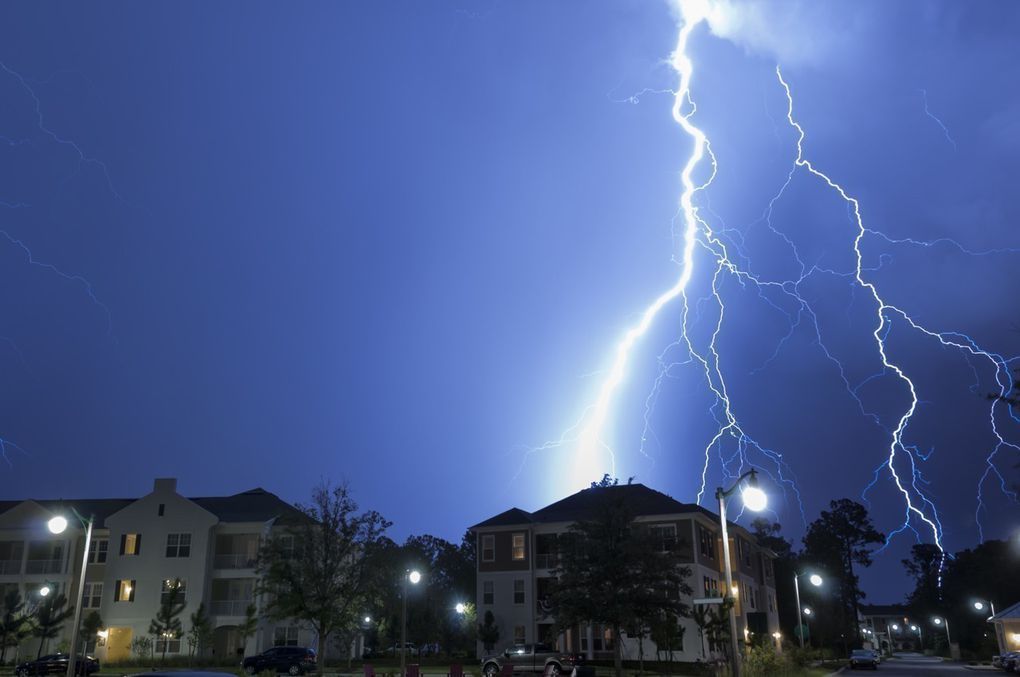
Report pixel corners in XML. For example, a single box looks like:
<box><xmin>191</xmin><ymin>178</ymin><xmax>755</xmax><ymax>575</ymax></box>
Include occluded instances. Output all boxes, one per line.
<box><xmin>15</xmin><ymin>654</ymin><xmax>99</xmax><ymax>677</ymax></box>
<box><xmin>848</xmin><ymin>649</ymin><xmax>878</xmax><ymax>670</ymax></box>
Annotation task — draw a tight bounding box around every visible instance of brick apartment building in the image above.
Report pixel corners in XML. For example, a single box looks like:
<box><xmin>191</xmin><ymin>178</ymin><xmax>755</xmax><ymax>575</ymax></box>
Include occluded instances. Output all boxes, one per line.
<box><xmin>469</xmin><ymin>484</ymin><xmax>780</xmax><ymax>662</ymax></box>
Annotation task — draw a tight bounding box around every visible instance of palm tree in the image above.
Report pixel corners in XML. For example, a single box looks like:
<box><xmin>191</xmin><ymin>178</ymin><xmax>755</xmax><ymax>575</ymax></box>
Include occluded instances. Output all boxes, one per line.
<box><xmin>33</xmin><ymin>593</ymin><xmax>73</xmax><ymax>659</ymax></box>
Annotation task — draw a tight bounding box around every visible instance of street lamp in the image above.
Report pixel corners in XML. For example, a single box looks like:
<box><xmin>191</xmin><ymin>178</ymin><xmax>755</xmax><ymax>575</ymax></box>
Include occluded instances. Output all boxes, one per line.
<box><xmin>794</xmin><ymin>572</ymin><xmax>823</xmax><ymax>649</ymax></box>
<box><xmin>400</xmin><ymin>569</ymin><xmax>422</xmax><ymax>677</ymax></box>
<box><xmin>455</xmin><ymin>603</ymin><xmax>466</xmax><ymax>615</ymax></box>
<box><xmin>715</xmin><ymin>468</ymin><xmax>766</xmax><ymax>677</ymax></box>
<box><xmin>973</xmin><ymin>600</ymin><xmax>997</xmax><ymax>619</ymax></box>
<box><xmin>932</xmin><ymin>617</ymin><xmax>952</xmax><ymax>649</ymax></box>
<box><xmin>48</xmin><ymin>508</ymin><xmax>94</xmax><ymax>677</ymax></box>
<box><xmin>38</xmin><ymin>584</ymin><xmax>51</xmax><ymax>598</ymax></box>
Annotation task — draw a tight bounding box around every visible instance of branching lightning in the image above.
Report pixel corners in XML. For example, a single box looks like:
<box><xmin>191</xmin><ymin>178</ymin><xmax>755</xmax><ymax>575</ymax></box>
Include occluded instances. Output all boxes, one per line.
<box><xmin>528</xmin><ymin>2</ymin><xmax>1020</xmax><ymax>564</ymax></box>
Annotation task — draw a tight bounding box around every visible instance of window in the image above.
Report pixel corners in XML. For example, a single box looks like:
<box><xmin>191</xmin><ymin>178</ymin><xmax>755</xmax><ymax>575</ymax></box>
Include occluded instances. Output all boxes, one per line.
<box><xmin>698</xmin><ymin>526</ymin><xmax>715</xmax><ymax>559</ymax></box>
<box><xmin>82</xmin><ymin>582</ymin><xmax>103</xmax><ymax>608</ymax></box>
<box><xmin>513</xmin><ymin>579</ymin><xmax>525</xmax><ymax>605</ymax></box>
<box><xmin>161</xmin><ymin>579</ymin><xmax>187</xmax><ymax>604</ymax></box>
<box><xmin>114</xmin><ymin>579</ymin><xmax>135</xmax><ymax>602</ymax></box>
<box><xmin>768</xmin><ymin>593</ymin><xmax>776</xmax><ymax>613</ymax></box>
<box><xmin>120</xmin><ymin>533</ymin><xmax>141</xmax><ymax>556</ymax></box>
<box><xmin>166</xmin><ymin>533</ymin><xmax>191</xmax><ymax>558</ymax></box>
<box><xmin>649</xmin><ymin>524</ymin><xmax>677</xmax><ymax>552</ymax></box>
<box><xmin>158</xmin><ymin>503</ymin><xmax>165</xmax><ymax>517</ymax></box>
<box><xmin>483</xmin><ymin>580</ymin><xmax>494</xmax><ymax>605</ymax></box>
<box><xmin>274</xmin><ymin>626</ymin><xmax>299</xmax><ymax>647</ymax></box>
<box><xmin>702</xmin><ymin>576</ymin><xmax>719</xmax><ymax>597</ymax></box>
<box><xmin>88</xmin><ymin>539</ymin><xmax>108</xmax><ymax>564</ymax></box>
<box><xmin>481</xmin><ymin>535</ymin><xmax>495</xmax><ymax>562</ymax></box>
<box><xmin>512</xmin><ymin>533</ymin><xmax>526</xmax><ymax>561</ymax></box>
<box><xmin>513</xmin><ymin>626</ymin><xmax>526</xmax><ymax>645</ymax></box>
<box><xmin>741</xmin><ymin>539</ymin><xmax>751</xmax><ymax>566</ymax></box>
<box><xmin>155</xmin><ymin>637</ymin><xmax>181</xmax><ymax>654</ymax></box>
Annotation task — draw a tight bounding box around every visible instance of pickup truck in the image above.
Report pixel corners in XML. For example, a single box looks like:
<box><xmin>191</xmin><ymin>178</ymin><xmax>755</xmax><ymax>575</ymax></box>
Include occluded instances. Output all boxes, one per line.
<box><xmin>481</xmin><ymin>644</ymin><xmax>581</xmax><ymax>677</ymax></box>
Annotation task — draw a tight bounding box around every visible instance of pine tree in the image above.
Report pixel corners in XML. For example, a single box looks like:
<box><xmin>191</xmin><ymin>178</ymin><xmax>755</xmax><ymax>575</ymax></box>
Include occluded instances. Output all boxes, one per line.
<box><xmin>149</xmin><ymin>579</ymin><xmax>186</xmax><ymax>662</ymax></box>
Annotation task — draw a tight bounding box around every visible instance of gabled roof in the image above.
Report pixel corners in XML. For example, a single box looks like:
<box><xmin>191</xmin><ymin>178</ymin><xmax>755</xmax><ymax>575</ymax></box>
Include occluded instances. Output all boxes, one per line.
<box><xmin>470</xmin><ymin>483</ymin><xmax>717</xmax><ymax>530</ymax></box>
<box><xmin>0</xmin><ymin>488</ymin><xmax>307</xmax><ymax>528</ymax></box>
<box><xmin>991</xmin><ymin>601</ymin><xmax>1020</xmax><ymax>621</ymax></box>
<box><xmin>0</xmin><ymin>498</ymin><xmax>134</xmax><ymax>529</ymax></box>
<box><xmin>191</xmin><ymin>488</ymin><xmax>309</xmax><ymax>524</ymax></box>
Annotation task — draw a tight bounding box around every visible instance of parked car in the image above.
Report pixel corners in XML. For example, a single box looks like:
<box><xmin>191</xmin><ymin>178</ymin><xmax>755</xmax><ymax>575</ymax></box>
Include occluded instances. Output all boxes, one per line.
<box><xmin>241</xmin><ymin>647</ymin><xmax>317</xmax><ymax>675</ymax></box>
<box><xmin>870</xmin><ymin>649</ymin><xmax>882</xmax><ymax>664</ymax></box>
<box><xmin>999</xmin><ymin>651</ymin><xmax>1020</xmax><ymax>672</ymax></box>
<box><xmin>481</xmin><ymin>643</ymin><xmax>583</xmax><ymax>677</ymax></box>
<box><xmin>848</xmin><ymin>649</ymin><xmax>878</xmax><ymax>670</ymax></box>
<box><xmin>385</xmin><ymin>642</ymin><xmax>418</xmax><ymax>656</ymax></box>
<box><xmin>16</xmin><ymin>654</ymin><xmax>99</xmax><ymax>677</ymax></box>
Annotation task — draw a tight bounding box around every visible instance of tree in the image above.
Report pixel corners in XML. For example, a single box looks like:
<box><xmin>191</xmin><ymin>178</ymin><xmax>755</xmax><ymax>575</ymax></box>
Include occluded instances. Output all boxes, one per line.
<box><xmin>131</xmin><ymin>635</ymin><xmax>153</xmax><ymax>660</ymax></box>
<box><xmin>80</xmin><ymin>612</ymin><xmax>103</xmax><ymax>657</ymax></box>
<box><xmin>478</xmin><ymin>611</ymin><xmax>499</xmax><ymax>652</ymax></box>
<box><xmin>802</xmin><ymin>499</ymin><xmax>884</xmax><ymax>643</ymax></box>
<box><xmin>237</xmin><ymin>604</ymin><xmax>259</xmax><ymax>657</ymax></box>
<box><xmin>258</xmin><ymin>482</ymin><xmax>391</xmax><ymax>674</ymax></box>
<box><xmin>32</xmin><ymin>593</ymin><xmax>73</xmax><ymax>659</ymax></box>
<box><xmin>186</xmin><ymin>603</ymin><xmax>213</xmax><ymax>659</ymax></box>
<box><xmin>149</xmin><ymin>578</ymin><xmax>186</xmax><ymax>662</ymax></box>
<box><xmin>0</xmin><ymin>590</ymin><xmax>33</xmax><ymax>664</ymax></box>
<box><xmin>690</xmin><ymin>605</ymin><xmax>710</xmax><ymax>660</ymax></box>
<box><xmin>549</xmin><ymin>477</ymin><xmax>692</xmax><ymax>677</ymax></box>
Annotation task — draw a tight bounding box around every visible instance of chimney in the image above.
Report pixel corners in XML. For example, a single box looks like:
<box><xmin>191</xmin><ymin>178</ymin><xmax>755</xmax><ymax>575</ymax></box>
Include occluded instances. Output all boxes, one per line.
<box><xmin>153</xmin><ymin>478</ymin><xmax>178</xmax><ymax>494</ymax></box>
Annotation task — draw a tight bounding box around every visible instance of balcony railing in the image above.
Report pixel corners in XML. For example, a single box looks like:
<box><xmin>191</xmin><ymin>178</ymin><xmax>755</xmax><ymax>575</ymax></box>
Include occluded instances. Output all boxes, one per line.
<box><xmin>534</xmin><ymin>553</ymin><xmax>558</xmax><ymax>569</ymax></box>
<box><xmin>214</xmin><ymin>554</ymin><xmax>257</xmax><ymax>569</ymax></box>
<box><xmin>25</xmin><ymin>559</ymin><xmax>62</xmax><ymax>574</ymax></box>
<box><xmin>0</xmin><ymin>560</ymin><xmax>21</xmax><ymax>575</ymax></box>
<box><xmin>210</xmin><ymin>599</ymin><xmax>252</xmax><ymax>616</ymax></box>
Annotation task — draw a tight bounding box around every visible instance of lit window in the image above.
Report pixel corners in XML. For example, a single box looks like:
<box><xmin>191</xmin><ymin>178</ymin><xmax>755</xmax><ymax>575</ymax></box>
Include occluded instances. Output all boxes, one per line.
<box><xmin>82</xmin><ymin>582</ymin><xmax>103</xmax><ymax>608</ymax></box>
<box><xmin>161</xmin><ymin>578</ymin><xmax>187</xmax><ymax>604</ymax></box>
<box><xmin>166</xmin><ymin>533</ymin><xmax>191</xmax><ymax>558</ymax></box>
<box><xmin>513</xmin><ymin>579</ymin><xmax>525</xmax><ymax>605</ymax></box>
<box><xmin>512</xmin><ymin>533</ymin><xmax>526</xmax><ymax>561</ymax></box>
<box><xmin>88</xmin><ymin>539</ymin><xmax>108</xmax><ymax>564</ymax></box>
<box><xmin>155</xmin><ymin>636</ymin><xmax>180</xmax><ymax>654</ymax></box>
<box><xmin>121</xmin><ymin>534</ymin><xmax>141</xmax><ymax>556</ymax></box>
<box><xmin>514</xmin><ymin>626</ymin><xmax>526</xmax><ymax>645</ymax></box>
<box><xmin>481</xmin><ymin>535</ymin><xmax>495</xmax><ymax>562</ymax></box>
<box><xmin>115</xmin><ymin>579</ymin><xmax>135</xmax><ymax>602</ymax></box>
<box><xmin>483</xmin><ymin>580</ymin><xmax>494</xmax><ymax>605</ymax></box>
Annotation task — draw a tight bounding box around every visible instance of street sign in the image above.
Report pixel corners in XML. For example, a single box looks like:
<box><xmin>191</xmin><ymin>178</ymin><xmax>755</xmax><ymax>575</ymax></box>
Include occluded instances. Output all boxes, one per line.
<box><xmin>693</xmin><ymin>597</ymin><xmax>724</xmax><ymax>605</ymax></box>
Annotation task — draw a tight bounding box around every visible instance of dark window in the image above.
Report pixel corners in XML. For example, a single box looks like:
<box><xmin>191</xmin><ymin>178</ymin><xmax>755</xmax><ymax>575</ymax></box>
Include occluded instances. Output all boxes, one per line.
<box><xmin>481</xmin><ymin>535</ymin><xmax>495</xmax><ymax>562</ymax></box>
<box><xmin>166</xmin><ymin>533</ymin><xmax>191</xmax><ymax>558</ymax></box>
<box><xmin>698</xmin><ymin>526</ymin><xmax>715</xmax><ymax>559</ymax></box>
<box><xmin>158</xmin><ymin>503</ymin><xmax>165</xmax><ymax>517</ymax></box>
<box><xmin>88</xmin><ymin>539</ymin><xmax>108</xmax><ymax>564</ymax></box>
<box><xmin>483</xmin><ymin>580</ymin><xmax>494</xmax><ymax>605</ymax></box>
<box><xmin>513</xmin><ymin>579</ymin><xmax>525</xmax><ymax>604</ymax></box>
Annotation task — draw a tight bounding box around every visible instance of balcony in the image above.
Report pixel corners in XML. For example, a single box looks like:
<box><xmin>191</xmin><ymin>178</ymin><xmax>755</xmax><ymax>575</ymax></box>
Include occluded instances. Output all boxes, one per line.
<box><xmin>214</xmin><ymin>553</ymin><xmax>257</xmax><ymax>569</ymax></box>
<box><xmin>25</xmin><ymin>559</ymin><xmax>62</xmax><ymax>574</ymax></box>
<box><xmin>210</xmin><ymin>599</ymin><xmax>252</xmax><ymax>616</ymax></box>
<box><xmin>534</xmin><ymin>553</ymin><xmax>558</xmax><ymax>569</ymax></box>
<box><xmin>0</xmin><ymin>560</ymin><xmax>21</xmax><ymax>575</ymax></box>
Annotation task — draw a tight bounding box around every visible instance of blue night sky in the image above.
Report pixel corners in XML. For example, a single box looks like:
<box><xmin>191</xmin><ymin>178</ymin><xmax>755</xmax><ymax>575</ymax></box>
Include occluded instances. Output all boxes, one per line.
<box><xmin>1</xmin><ymin>1</ymin><xmax>1018</xmax><ymax>602</ymax></box>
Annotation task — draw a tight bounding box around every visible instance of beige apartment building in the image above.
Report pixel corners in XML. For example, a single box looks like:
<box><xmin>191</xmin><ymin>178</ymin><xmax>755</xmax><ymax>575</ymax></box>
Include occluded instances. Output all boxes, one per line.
<box><xmin>0</xmin><ymin>478</ymin><xmax>314</xmax><ymax>662</ymax></box>
<box><xmin>469</xmin><ymin>484</ymin><xmax>780</xmax><ymax>663</ymax></box>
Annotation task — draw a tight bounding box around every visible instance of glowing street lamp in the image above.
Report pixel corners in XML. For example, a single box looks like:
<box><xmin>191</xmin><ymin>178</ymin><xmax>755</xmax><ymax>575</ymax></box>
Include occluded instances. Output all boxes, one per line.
<box><xmin>932</xmin><ymin>617</ymin><xmax>952</xmax><ymax>648</ymax></box>
<box><xmin>794</xmin><ymin>572</ymin><xmax>823</xmax><ymax>649</ymax></box>
<box><xmin>48</xmin><ymin>508</ymin><xmax>94</xmax><ymax>677</ymax></box>
<box><xmin>715</xmin><ymin>468</ymin><xmax>766</xmax><ymax>677</ymax></box>
<box><xmin>973</xmin><ymin>600</ymin><xmax>997</xmax><ymax>619</ymax></box>
<box><xmin>400</xmin><ymin>569</ymin><xmax>422</xmax><ymax>677</ymax></box>
<box><xmin>455</xmin><ymin>603</ymin><xmax>466</xmax><ymax>614</ymax></box>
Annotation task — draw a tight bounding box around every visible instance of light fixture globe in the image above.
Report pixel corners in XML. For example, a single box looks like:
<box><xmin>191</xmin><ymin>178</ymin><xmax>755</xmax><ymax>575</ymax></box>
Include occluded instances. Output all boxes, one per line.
<box><xmin>741</xmin><ymin>485</ymin><xmax>767</xmax><ymax>512</ymax></box>
<box><xmin>933</xmin><ymin>617</ymin><xmax>943</xmax><ymax>625</ymax></box>
<box><xmin>364</xmin><ymin>616</ymin><xmax>371</xmax><ymax>624</ymax></box>
<box><xmin>973</xmin><ymin>601</ymin><xmax>985</xmax><ymax>611</ymax></box>
<box><xmin>47</xmin><ymin>516</ymin><xmax>68</xmax><ymax>534</ymax></box>
<box><xmin>408</xmin><ymin>570</ymin><xmax>422</xmax><ymax>585</ymax></box>
<box><xmin>809</xmin><ymin>574</ymin><xmax>823</xmax><ymax>587</ymax></box>
<box><xmin>39</xmin><ymin>585</ymin><xmax>51</xmax><ymax>597</ymax></box>
<box><xmin>455</xmin><ymin>603</ymin><xmax>466</xmax><ymax>614</ymax></box>
<box><xmin>803</xmin><ymin>607</ymin><xmax>812</xmax><ymax>616</ymax></box>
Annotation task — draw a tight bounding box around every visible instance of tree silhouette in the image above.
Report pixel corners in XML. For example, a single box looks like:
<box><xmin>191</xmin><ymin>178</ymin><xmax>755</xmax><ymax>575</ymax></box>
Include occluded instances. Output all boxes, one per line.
<box><xmin>0</xmin><ymin>590</ymin><xmax>33</xmax><ymax>663</ymax></box>
<box><xmin>33</xmin><ymin>593</ymin><xmax>73</xmax><ymax>659</ymax></box>
<box><xmin>149</xmin><ymin>579</ymin><xmax>186</xmax><ymax>662</ymax></box>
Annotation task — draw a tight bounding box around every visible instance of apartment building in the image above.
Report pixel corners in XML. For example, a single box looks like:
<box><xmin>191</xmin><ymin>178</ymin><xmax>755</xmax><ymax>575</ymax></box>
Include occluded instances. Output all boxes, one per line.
<box><xmin>0</xmin><ymin>478</ymin><xmax>314</xmax><ymax>662</ymax></box>
<box><xmin>469</xmin><ymin>484</ymin><xmax>780</xmax><ymax>662</ymax></box>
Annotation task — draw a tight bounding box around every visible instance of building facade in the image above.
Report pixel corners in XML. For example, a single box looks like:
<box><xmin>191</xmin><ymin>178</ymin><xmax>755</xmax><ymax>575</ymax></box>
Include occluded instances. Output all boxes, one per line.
<box><xmin>469</xmin><ymin>484</ymin><xmax>780</xmax><ymax>663</ymax></box>
<box><xmin>0</xmin><ymin>478</ymin><xmax>314</xmax><ymax>663</ymax></box>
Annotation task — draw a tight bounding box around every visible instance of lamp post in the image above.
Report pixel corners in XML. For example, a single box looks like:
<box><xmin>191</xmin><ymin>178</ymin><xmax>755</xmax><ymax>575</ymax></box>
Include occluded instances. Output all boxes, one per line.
<box><xmin>793</xmin><ymin>573</ymin><xmax>822</xmax><ymax>649</ymax></box>
<box><xmin>48</xmin><ymin>509</ymin><xmax>94</xmax><ymax>677</ymax></box>
<box><xmin>889</xmin><ymin>623</ymin><xmax>900</xmax><ymax>655</ymax></box>
<box><xmin>802</xmin><ymin>608</ymin><xmax>813</xmax><ymax>648</ymax></box>
<box><xmin>910</xmin><ymin>624</ymin><xmax>922</xmax><ymax>650</ymax></box>
<box><xmin>400</xmin><ymin>569</ymin><xmax>422</xmax><ymax>677</ymax></box>
<box><xmin>933</xmin><ymin>617</ymin><xmax>952</xmax><ymax>649</ymax></box>
<box><xmin>715</xmin><ymin>469</ymin><xmax>767</xmax><ymax>677</ymax></box>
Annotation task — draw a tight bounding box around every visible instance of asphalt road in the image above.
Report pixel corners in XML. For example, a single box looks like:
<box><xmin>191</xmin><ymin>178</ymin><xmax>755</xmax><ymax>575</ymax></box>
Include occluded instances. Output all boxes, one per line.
<box><xmin>841</xmin><ymin>654</ymin><xmax>979</xmax><ymax>674</ymax></box>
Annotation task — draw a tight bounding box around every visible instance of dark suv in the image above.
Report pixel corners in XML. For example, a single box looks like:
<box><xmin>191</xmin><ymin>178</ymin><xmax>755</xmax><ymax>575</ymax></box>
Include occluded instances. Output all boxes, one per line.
<box><xmin>16</xmin><ymin>654</ymin><xmax>99</xmax><ymax>677</ymax></box>
<box><xmin>481</xmin><ymin>644</ymin><xmax>582</xmax><ymax>677</ymax></box>
<box><xmin>242</xmin><ymin>647</ymin><xmax>317</xmax><ymax>675</ymax></box>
